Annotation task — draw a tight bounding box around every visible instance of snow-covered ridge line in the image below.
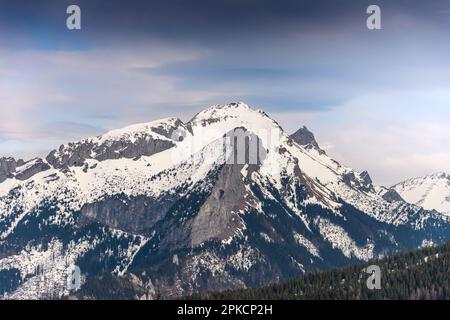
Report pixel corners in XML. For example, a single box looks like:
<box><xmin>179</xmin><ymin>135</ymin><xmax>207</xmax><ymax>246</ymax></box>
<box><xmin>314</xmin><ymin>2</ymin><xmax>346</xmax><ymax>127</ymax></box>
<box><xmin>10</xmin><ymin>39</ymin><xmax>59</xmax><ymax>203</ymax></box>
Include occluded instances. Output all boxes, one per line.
<box><xmin>394</xmin><ymin>172</ymin><xmax>450</xmax><ymax>217</ymax></box>
<box><xmin>1</xmin><ymin>101</ymin><xmax>450</xmax><ymax>300</ymax></box>
<box><xmin>1</xmin><ymin>102</ymin><xmax>447</xmax><ymax>226</ymax></box>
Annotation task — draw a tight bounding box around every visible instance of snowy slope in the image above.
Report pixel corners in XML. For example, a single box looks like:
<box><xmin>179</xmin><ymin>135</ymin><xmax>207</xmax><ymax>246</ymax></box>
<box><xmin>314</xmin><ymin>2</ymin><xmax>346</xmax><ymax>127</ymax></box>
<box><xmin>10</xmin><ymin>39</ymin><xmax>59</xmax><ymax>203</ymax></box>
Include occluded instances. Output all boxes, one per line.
<box><xmin>393</xmin><ymin>172</ymin><xmax>450</xmax><ymax>217</ymax></box>
<box><xmin>1</xmin><ymin>102</ymin><xmax>449</xmax><ymax>299</ymax></box>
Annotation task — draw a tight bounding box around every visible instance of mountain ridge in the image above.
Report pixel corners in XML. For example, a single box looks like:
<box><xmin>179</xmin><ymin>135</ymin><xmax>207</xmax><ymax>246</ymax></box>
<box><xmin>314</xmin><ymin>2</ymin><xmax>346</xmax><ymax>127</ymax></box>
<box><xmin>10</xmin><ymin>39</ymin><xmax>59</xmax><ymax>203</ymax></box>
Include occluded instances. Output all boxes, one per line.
<box><xmin>393</xmin><ymin>172</ymin><xmax>450</xmax><ymax>217</ymax></box>
<box><xmin>1</xmin><ymin>102</ymin><xmax>450</xmax><ymax>299</ymax></box>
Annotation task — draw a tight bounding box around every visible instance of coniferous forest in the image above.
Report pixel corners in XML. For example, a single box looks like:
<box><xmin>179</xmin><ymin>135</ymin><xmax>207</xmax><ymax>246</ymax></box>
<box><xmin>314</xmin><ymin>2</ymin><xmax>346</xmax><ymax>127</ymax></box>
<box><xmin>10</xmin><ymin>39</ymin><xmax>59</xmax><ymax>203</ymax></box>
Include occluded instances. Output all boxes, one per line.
<box><xmin>188</xmin><ymin>241</ymin><xmax>450</xmax><ymax>300</ymax></box>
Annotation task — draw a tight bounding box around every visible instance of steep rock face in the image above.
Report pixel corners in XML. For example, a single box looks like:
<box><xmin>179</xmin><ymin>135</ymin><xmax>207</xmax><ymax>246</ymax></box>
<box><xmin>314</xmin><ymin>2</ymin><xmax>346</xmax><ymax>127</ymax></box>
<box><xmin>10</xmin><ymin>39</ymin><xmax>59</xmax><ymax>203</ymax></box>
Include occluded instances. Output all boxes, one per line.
<box><xmin>0</xmin><ymin>157</ymin><xmax>50</xmax><ymax>183</ymax></box>
<box><xmin>1</xmin><ymin>102</ymin><xmax>450</xmax><ymax>300</ymax></box>
<box><xmin>79</xmin><ymin>194</ymin><xmax>178</xmax><ymax>235</ymax></box>
<box><xmin>46</xmin><ymin>130</ymin><xmax>176</xmax><ymax>169</ymax></box>
<box><xmin>75</xmin><ymin>162</ymin><xmax>441</xmax><ymax>299</ymax></box>
<box><xmin>342</xmin><ymin>171</ymin><xmax>375</xmax><ymax>193</ymax></box>
<box><xmin>0</xmin><ymin>158</ymin><xmax>25</xmax><ymax>183</ymax></box>
<box><xmin>15</xmin><ymin>158</ymin><xmax>51</xmax><ymax>181</ymax></box>
<box><xmin>190</xmin><ymin>163</ymin><xmax>248</xmax><ymax>247</ymax></box>
<box><xmin>290</xmin><ymin>126</ymin><xmax>322</xmax><ymax>151</ymax></box>
<box><xmin>377</xmin><ymin>187</ymin><xmax>405</xmax><ymax>203</ymax></box>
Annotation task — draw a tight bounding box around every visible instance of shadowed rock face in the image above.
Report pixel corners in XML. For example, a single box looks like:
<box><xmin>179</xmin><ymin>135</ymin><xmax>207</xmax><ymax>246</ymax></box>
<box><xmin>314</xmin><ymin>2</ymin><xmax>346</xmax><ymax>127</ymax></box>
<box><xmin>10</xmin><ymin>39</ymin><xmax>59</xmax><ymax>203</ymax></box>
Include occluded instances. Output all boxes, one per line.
<box><xmin>0</xmin><ymin>157</ymin><xmax>49</xmax><ymax>183</ymax></box>
<box><xmin>291</xmin><ymin>126</ymin><xmax>318</xmax><ymax>147</ymax></box>
<box><xmin>187</xmin><ymin>128</ymin><xmax>266</xmax><ymax>247</ymax></box>
<box><xmin>15</xmin><ymin>159</ymin><xmax>50</xmax><ymax>181</ymax></box>
<box><xmin>381</xmin><ymin>188</ymin><xmax>405</xmax><ymax>203</ymax></box>
<box><xmin>190</xmin><ymin>163</ymin><xmax>248</xmax><ymax>247</ymax></box>
<box><xmin>46</xmin><ymin>136</ymin><xmax>175</xmax><ymax>169</ymax></box>
<box><xmin>359</xmin><ymin>171</ymin><xmax>375</xmax><ymax>193</ymax></box>
<box><xmin>79</xmin><ymin>194</ymin><xmax>180</xmax><ymax>235</ymax></box>
<box><xmin>4</xmin><ymin>104</ymin><xmax>450</xmax><ymax>300</ymax></box>
<box><xmin>290</xmin><ymin>126</ymin><xmax>325</xmax><ymax>154</ymax></box>
<box><xmin>342</xmin><ymin>171</ymin><xmax>375</xmax><ymax>193</ymax></box>
<box><xmin>78</xmin><ymin>128</ymin><xmax>265</xmax><ymax>248</ymax></box>
<box><xmin>0</xmin><ymin>158</ymin><xmax>22</xmax><ymax>183</ymax></box>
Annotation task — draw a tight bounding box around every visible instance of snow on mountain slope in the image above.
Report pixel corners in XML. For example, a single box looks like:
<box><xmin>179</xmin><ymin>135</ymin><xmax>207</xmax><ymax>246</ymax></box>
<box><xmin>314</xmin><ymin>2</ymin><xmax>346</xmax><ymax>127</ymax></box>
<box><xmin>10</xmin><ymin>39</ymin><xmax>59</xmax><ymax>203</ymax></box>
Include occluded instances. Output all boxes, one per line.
<box><xmin>0</xmin><ymin>130</ymin><xmax>231</xmax><ymax>243</ymax></box>
<box><xmin>393</xmin><ymin>172</ymin><xmax>450</xmax><ymax>217</ymax></box>
<box><xmin>0</xmin><ymin>102</ymin><xmax>422</xmax><ymax>227</ymax></box>
<box><xmin>1</xmin><ymin>102</ymin><xmax>450</xmax><ymax>299</ymax></box>
<box><xmin>186</xmin><ymin>103</ymin><xmax>384</xmax><ymax>217</ymax></box>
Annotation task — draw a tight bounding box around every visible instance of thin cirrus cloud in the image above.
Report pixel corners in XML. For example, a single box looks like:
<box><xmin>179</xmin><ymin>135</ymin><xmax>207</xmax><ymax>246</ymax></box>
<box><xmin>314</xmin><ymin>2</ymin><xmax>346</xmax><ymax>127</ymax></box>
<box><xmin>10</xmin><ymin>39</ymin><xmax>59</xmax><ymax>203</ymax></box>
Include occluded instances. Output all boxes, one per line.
<box><xmin>0</xmin><ymin>0</ymin><xmax>450</xmax><ymax>185</ymax></box>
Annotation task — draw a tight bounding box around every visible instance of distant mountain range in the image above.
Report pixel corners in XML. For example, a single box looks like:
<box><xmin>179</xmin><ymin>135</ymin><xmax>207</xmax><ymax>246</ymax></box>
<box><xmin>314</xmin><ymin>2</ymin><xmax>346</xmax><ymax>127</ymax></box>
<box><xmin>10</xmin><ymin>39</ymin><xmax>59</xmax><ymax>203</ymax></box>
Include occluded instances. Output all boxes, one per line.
<box><xmin>0</xmin><ymin>102</ymin><xmax>449</xmax><ymax>299</ymax></box>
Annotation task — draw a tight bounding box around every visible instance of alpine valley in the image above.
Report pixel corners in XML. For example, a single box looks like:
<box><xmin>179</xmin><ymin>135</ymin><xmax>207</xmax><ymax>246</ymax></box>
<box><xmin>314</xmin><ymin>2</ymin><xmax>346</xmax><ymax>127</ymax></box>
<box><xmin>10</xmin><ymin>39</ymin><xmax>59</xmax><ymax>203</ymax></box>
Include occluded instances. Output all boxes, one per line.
<box><xmin>0</xmin><ymin>102</ymin><xmax>449</xmax><ymax>300</ymax></box>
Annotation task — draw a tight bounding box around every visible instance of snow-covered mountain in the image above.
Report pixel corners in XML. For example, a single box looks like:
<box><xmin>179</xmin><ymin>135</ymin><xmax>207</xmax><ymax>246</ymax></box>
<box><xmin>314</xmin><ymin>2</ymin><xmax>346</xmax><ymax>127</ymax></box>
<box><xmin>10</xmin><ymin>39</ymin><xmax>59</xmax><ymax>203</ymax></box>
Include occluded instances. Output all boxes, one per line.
<box><xmin>1</xmin><ymin>102</ymin><xmax>449</xmax><ymax>299</ymax></box>
<box><xmin>393</xmin><ymin>172</ymin><xmax>450</xmax><ymax>217</ymax></box>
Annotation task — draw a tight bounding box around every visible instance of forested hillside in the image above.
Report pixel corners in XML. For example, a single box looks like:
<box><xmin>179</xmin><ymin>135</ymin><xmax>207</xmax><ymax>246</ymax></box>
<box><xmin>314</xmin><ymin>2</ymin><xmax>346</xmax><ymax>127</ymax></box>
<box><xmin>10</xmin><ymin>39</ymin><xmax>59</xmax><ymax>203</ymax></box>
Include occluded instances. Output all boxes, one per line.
<box><xmin>190</xmin><ymin>241</ymin><xmax>450</xmax><ymax>300</ymax></box>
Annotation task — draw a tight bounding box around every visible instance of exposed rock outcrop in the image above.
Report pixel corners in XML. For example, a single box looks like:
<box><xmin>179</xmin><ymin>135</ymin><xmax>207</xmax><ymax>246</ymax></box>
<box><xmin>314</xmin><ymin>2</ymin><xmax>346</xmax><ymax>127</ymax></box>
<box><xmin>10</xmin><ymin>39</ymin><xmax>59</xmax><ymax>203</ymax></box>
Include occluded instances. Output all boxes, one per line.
<box><xmin>0</xmin><ymin>157</ymin><xmax>23</xmax><ymax>183</ymax></box>
<box><xmin>290</xmin><ymin>126</ymin><xmax>326</xmax><ymax>155</ymax></box>
<box><xmin>342</xmin><ymin>170</ymin><xmax>375</xmax><ymax>193</ymax></box>
<box><xmin>15</xmin><ymin>158</ymin><xmax>51</xmax><ymax>181</ymax></box>
<box><xmin>380</xmin><ymin>188</ymin><xmax>405</xmax><ymax>203</ymax></box>
<box><xmin>46</xmin><ymin>136</ymin><xmax>175</xmax><ymax>169</ymax></box>
<box><xmin>0</xmin><ymin>157</ymin><xmax>49</xmax><ymax>183</ymax></box>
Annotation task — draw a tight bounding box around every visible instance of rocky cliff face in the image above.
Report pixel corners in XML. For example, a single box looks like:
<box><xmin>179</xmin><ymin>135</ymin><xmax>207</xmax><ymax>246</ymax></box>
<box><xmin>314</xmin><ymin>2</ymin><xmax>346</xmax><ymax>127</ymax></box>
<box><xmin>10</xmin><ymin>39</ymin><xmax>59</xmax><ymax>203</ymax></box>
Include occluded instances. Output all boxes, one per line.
<box><xmin>46</xmin><ymin>119</ymin><xmax>183</xmax><ymax>169</ymax></box>
<box><xmin>0</xmin><ymin>158</ymin><xmax>24</xmax><ymax>183</ymax></box>
<box><xmin>290</xmin><ymin>126</ymin><xmax>326</xmax><ymax>155</ymax></box>
<box><xmin>1</xmin><ymin>102</ymin><xmax>449</xmax><ymax>300</ymax></box>
<box><xmin>0</xmin><ymin>157</ymin><xmax>51</xmax><ymax>183</ymax></box>
<box><xmin>290</xmin><ymin>126</ymin><xmax>320</xmax><ymax>149</ymax></box>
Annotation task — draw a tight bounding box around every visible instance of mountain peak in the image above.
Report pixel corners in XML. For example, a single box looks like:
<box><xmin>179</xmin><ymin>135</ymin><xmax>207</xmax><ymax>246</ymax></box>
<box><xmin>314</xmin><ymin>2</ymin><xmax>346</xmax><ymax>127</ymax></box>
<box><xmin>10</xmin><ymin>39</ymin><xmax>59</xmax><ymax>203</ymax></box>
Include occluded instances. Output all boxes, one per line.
<box><xmin>2</xmin><ymin>102</ymin><xmax>450</xmax><ymax>299</ymax></box>
<box><xmin>394</xmin><ymin>172</ymin><xmax>450</xmax><ymax>217</ymax></box>
<box><xmin>0</xmin><ymin>157</ymin><xmax>25</xmax><ymax>183</ymax></box>
<box><xmin>188</xmin><ymin>102</ymin><xmax>284</xmax><ymax>140</ymax></box>
<box><xmin>192</xmin><ymin>102</ymin><xmax>266</xmax><ymax>120</ymax></box>
<box><xmin>290</xmin><ymin>126</ymin><xmax>325</xmax><ymax>154</ymax></box>
<box><xmin>210</xmin><ymin>101</ymin><xmax>251</xmax><ymax>110</ymax></box>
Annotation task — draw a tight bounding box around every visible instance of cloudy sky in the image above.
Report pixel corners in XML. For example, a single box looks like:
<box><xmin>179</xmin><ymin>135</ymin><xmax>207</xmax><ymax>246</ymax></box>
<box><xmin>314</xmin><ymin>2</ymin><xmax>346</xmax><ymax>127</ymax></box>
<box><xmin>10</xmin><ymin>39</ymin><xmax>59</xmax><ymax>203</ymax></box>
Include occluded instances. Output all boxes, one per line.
<box><xmin>1</xmin><ymin>0</ymin><xmax>450</xmax><ymax>185</ymax></box>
